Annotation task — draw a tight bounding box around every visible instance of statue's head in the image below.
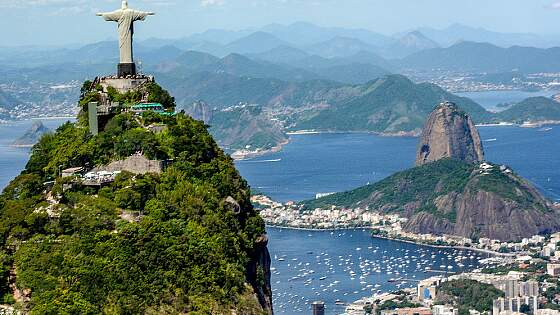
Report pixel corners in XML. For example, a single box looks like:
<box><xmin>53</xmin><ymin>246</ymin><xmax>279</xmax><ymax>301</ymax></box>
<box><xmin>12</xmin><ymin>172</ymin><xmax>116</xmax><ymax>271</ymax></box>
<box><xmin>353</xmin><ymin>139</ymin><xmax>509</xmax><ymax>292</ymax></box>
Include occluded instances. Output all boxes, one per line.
<box><xmin>121</xmin><ymin>1</ymin><xmax>128</xmax><ymax>9</ymax></box>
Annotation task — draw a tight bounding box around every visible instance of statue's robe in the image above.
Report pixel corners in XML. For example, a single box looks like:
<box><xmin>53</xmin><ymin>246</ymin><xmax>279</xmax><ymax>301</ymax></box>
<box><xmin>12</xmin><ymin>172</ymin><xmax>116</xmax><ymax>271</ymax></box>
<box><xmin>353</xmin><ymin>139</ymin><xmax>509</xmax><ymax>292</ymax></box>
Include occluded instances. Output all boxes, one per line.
<box><xmin>100</xmin><ymin>9</ymin><xmax>151</xmax><ymax>64</ymax></box>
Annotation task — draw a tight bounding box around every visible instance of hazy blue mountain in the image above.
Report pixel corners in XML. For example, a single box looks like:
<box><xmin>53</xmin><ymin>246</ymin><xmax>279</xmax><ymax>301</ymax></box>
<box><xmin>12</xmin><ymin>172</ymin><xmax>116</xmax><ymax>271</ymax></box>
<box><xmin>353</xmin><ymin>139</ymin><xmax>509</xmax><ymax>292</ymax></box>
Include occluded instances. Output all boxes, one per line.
<box><xmin>339</xmin><ymin>51</ymin><xmax>398</xmax><ymax>71</ymax></box>
<box><xmin>163</xmin><ymin>39</ymin><xmax>226</xmax><ymax>57</ymax></box>
<box><xmin>173</xmin><ymin>50</ymin><xmax>221</xmax><ymax>69</ymax></box>
<box><xmin>135</xmin><ymin>45</ymin><xmax>184</xmax><ymax>65</ymax></box>
<box><xmin>223</xmin><ymin>31</ymin><xmax>292</xmax><ymax>54</ymax></box>
<box><xmin>416</xmin><ymin>23</ymin><xmax>560</xmax><ymax>48</ymax></box>
<box><xmin>311</xmin><ymin>63</ymin><xmax>390</xmax><ymax>84</ymax></box>
<box><xmin>154</xmin><ymin>49</ymin><xmax>389</xmax><ymax>84</ymax></box>
<box><xmin>12</xmin><ymin>120</ymin><xmax>51</xmax><ymax>147</ymax></box>
<box><xmin>155</xmin><ymin>51</ymin><xmax>320</xmax><ymax>82</ymax></box>
<box><xmin>250</xmin><ymin>47</ymin><xmax>393</xmax><ymax>83</ymax></box>
<box><xmin>249</xmin><ymin>45</ymin><xmax>312</xmax><ymax>64</ymax></box>
<box><xmin>159</xmin><ymin>71</ymin><xmax>341</xmax><ymax>108</ymax></box>
<box><xmin>401</xmin><ymin>41</ymin><xmax>560</xmax><ymax>73</ymax></box>
<box><xmin>187</xmin><ymin>28</ymin><xmax>255</xmax><ymax>45</ymax></box>
<box><xmin>306</xmin><ymin>36</ymin><xmax>378</xmax><ymax>58</ymax></box>
<box><xmin>151</xmin><ymin>50</ymin><xmax>219</xmax><ymax>73</ymax></box>
<box><xmin>214</xmin><ymin>53</ymin><xmax>319</xmax><ymax>81</ymax></box>
<box><xmin>260</xmin><ymin>21</ymin><xmax>393</xmax><ymax>47</ymax></box>
<box><xmin>385</xmin><ymin>31</ymin><xmax>439</xmax><ymax>58</ymax></box>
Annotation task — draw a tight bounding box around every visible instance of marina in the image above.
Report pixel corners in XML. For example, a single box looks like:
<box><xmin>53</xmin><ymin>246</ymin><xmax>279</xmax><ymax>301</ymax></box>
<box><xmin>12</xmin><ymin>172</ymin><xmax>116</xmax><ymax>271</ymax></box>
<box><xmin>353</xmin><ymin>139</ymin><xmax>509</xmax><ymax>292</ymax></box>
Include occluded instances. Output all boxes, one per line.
<box><xmin>267</xmin><ymin>228</ymin><xmax>486</xmax><ymax>314</ymax></box>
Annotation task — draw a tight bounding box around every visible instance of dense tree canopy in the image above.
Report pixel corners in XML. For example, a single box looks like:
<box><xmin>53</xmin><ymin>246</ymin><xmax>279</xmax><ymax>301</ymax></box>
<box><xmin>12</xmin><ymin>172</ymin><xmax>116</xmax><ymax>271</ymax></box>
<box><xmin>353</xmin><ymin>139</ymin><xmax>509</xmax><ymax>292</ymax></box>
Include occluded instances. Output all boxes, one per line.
<box><xmin>0</xmin><ymin>82</ymin><xmax>267</xmax><ymax>313</ymax></box>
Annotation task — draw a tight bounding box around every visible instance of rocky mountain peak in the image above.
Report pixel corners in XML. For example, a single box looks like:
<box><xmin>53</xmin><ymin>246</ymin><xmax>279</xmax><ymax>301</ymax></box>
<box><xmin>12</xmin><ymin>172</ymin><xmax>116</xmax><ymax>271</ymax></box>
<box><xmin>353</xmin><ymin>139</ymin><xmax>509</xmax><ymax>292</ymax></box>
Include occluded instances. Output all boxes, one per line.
<box><xmin>416</xmin><ymin>101</ymin><xmax>484</xmax><ymax>166</ymax></box>
<box><xmin>12</xmin><ymin>120</ymin><xmax>51</xmax><ymax>147</ymax></box>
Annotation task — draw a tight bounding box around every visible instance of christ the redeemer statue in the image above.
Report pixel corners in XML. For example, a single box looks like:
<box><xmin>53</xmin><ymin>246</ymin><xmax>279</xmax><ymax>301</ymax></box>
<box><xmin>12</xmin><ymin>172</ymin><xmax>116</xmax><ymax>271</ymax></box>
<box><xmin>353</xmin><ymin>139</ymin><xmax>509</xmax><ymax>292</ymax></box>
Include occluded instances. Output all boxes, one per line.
<box><xmin>97</xmin><ymin>1</ymin><xmax>154</xmax><ymax>77</ymax></box>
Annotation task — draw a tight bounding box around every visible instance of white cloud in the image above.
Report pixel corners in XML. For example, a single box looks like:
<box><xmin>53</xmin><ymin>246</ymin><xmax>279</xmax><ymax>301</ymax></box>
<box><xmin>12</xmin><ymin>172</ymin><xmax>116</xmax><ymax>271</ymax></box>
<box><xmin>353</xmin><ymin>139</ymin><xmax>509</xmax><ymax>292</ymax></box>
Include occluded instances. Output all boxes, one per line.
<box><xmin>200</xmin><ymin>0</ymin><xmax>224</xmax><ymax>7</ymax></box>
<box><xmin>548</xmin><ymin>1</ymin><xmax>560</xmax><ymax>9</ymax></box>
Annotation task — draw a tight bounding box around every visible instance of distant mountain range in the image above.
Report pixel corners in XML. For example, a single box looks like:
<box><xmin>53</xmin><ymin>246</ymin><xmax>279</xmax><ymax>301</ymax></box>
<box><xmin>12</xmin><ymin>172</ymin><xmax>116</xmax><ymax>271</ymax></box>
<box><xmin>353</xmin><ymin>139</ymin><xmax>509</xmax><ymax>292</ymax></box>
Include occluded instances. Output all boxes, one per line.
<box><xmin>292</xmin><ymin>75</ymin><xmax>490</xmax><ymax>134</ymax></box>
<box><xmin>3</xmin><ymin>22</ymin><xmax>560</xmax><ymax>154</ymax></box>
<box><xmin>170</xmin><ymin>74</ymin><xmax>560</xmax><ymax>154</ymax></box>
<box><xmin>414</xmin><ymin>23</ymin><xmax>560</xmax><ymax>48</ymax></box>
<box><xmin>401</xmin><ymin>41</ymin><xmax>560</xmax><ymax>73</ymax></box>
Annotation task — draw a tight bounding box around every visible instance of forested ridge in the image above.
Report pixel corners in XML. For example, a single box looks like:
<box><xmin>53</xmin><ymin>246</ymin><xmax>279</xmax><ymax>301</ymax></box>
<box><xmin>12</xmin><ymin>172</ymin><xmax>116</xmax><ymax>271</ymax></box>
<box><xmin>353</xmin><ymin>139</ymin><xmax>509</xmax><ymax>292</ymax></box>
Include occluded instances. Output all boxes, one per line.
<box><xmin>0</xmin><ymin>81</ymin><xmax>270</xmax><ymax>314</ymax></box>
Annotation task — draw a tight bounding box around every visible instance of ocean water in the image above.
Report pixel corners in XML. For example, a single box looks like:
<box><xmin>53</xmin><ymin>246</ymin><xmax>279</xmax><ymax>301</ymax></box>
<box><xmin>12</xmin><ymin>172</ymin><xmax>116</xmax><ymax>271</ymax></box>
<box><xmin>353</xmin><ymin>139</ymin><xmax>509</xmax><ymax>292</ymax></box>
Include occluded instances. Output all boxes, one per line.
<box><xmin>267</xmin><ymin>228</ymin><xmax>485</xmax><ymax>314</ymax></box>
<box><xmin>236</xmin><ymin>126</ymin><xmax>560</xmax><ymax>202</ymax></box>
<box><xmin>0</xmin><ymin>119</ymin><xmax>74</xmax><ymax>189</ymax></box>
<box><xmin>236</xmin><ymin>125</ymin><xmax>560</xmax><ymax>313</ymax></box>
<box><xmin>456</xmin><ymin>90</ymin><xmax>555</xmax><ymax>112</ymax></box>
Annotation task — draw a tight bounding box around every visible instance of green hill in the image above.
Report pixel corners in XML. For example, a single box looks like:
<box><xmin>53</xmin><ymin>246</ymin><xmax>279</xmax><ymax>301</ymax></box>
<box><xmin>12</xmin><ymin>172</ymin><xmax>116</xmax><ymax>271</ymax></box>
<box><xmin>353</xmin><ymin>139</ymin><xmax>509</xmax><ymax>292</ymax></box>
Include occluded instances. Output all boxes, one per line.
<box><xmin>0</xmin><ymin>82</ymin><xmax>271</xmax><ymax>313</ymax></box>
<box><xmin>293</xmin><ymin>75</ymin><xmax>490</xmax><ymax>133</ymax></box>
<box><xmin>497</xmin><ymin>96</ymin><xmax>560</xmax><ymax>123</ymax></box>
<box><xmin>303</xmin><ymin>158</ymin><xmax>560</xmax><ymax>241</ymax></box>
<box><xmin>209</xmin><ymin>105</ymin><xmax>287</xmax><ymax>151</ymax></box>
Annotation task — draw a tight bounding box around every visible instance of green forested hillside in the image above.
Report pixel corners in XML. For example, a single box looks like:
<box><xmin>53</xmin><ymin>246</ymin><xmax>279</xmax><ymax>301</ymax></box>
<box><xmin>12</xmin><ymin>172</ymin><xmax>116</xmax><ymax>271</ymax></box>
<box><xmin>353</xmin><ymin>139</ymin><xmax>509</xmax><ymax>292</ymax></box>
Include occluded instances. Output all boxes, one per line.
<box><xmin>302</xmin><ymin>158</ymin><xmax>558</xmax><ymax>241</ymax></box>
<box><xmin>210</xmin><ymin>105</ymin><xmax>287</xmax><ymax>151</ymax></box>
<box><xmin>436</xmin><ymin>279</ymin><xmax>504</xmax><ymax>315</ymax></box>
<box><xmin>293</xmin><ymin>75</ymin><xmax>490</xmax><ymax>133</ymax></box>
<box><xmin>302</xmin><ymin>159</ymin><xmax>476</xmax><ymax>215</ymax></box>
<box><xmin>303</xmin><ymin>158</ymin><xmax>549</xmax><ymax>218</ymax></box>
<box><xmin>497</xmin><ymin>96</ymin><xmax>560</xmax><ymax>123</ymax></box>
<box><xmin>0</xmin><ymin>83</ymin><xmax>270</xmax><ymax>313</ymax></box>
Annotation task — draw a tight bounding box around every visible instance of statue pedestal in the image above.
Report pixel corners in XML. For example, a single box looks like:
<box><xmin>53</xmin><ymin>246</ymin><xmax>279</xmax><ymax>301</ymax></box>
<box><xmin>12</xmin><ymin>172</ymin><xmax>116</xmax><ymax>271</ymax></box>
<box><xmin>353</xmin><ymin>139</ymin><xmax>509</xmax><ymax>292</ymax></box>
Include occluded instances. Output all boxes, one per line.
<box><xmin>118</xmin><ymin>63</ymin><xmax>136</xmax><ymax>77</ymax></box>
<box><xmin>99</xmin><ymin>75</ymin><xmax>154</xmax><ymax>94</ymax></box>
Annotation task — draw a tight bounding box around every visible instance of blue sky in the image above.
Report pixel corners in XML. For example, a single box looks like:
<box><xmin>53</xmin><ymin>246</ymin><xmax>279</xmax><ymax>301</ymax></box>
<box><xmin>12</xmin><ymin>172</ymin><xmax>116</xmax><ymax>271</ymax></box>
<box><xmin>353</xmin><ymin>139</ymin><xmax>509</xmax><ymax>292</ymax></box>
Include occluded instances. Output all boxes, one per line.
<box><xmin>2</xmin><ymin>0</ymin><xmax>560</xmax><ymax>46</ymax></box>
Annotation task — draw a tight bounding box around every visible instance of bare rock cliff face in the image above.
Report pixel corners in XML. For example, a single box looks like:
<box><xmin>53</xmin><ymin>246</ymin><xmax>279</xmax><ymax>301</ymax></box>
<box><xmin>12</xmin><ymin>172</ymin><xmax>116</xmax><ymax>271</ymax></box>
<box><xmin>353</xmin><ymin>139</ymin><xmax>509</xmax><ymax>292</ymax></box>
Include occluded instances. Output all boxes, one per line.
<box><xmin>184</xmin><ymin>100</ymin><xmax>213</xmax><ymax>124</ymax></box>
<box><xmin>452</xmin><ymin>176</ymin><xmax>560</xmax><ymax>240</ymax></box>
<box><xmin>416</xmin><ymin>101</ymin><xmax>484</xmax><ymax>166</ymax></box>
<box><xmin>247</xmin><ymin>234</ymin><xmax>273</xmax><ymax>314</ymax></box>
<box><xmin>401</xmin><ymin>168</ymin><xmax>560</xmax><ymax>242</ymax></box>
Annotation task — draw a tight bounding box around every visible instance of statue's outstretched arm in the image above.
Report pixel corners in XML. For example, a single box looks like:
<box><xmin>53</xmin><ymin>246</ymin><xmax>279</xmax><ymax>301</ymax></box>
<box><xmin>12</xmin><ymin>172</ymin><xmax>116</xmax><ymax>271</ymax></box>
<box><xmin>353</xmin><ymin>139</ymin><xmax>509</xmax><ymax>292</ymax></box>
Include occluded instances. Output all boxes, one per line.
<box><xmin>131</xmin><ymin>10</ymin><xmax>155</xmax><ymax>21</ymax></box>
<box><xmin>96</xmin><ymin>10</ymin><xmax>122</xmax><ymax>22</ymax></box>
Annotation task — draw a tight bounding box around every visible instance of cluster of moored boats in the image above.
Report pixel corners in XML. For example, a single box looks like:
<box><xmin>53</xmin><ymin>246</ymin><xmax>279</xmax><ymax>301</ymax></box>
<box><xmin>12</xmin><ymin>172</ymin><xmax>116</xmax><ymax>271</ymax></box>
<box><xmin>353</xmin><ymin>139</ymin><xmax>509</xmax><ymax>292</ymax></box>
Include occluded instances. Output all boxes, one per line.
<box><xmin>271</xmin><ymin>231</ymin><xmax>486</xmax><ymax>314</ymax></box>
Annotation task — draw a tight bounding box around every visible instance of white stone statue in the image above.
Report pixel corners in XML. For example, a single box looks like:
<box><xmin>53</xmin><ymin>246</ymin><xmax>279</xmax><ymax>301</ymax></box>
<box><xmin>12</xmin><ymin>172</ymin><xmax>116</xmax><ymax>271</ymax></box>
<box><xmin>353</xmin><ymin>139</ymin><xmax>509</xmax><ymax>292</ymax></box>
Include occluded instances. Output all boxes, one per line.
<box><xmin>96</xmin><ymin>1</ymin><xmax>155</xmax><ymax>65</ymax></box>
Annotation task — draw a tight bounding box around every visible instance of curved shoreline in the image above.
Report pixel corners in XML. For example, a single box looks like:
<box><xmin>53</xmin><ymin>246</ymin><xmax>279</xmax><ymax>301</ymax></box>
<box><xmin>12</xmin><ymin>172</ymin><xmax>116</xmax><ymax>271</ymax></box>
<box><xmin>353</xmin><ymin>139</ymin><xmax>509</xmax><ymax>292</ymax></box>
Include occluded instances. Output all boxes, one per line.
<box><xmin>266</xmin><ymin>225</ymin><xmax>514</xmax><ymax>257</ymax></box>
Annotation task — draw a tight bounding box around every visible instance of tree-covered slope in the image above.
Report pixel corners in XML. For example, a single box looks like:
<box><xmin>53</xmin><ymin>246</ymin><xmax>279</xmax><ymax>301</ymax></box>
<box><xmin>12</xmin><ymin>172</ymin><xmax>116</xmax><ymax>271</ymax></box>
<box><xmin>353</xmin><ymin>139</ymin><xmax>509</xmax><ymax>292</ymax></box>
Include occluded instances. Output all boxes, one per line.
<box><xmin>293</xmin><ymin>75</ymin><xmax>490</xmax><ymax>133</ymax></box>
<box><xmin>0</xmin><ymin>83</ymin><xmax>271</xmax><ymax>313</ymax></box>
<box><xmin>436</xmin><ymin>279</ymin><xmax>504</xmax><ymax>315</ymax></box>
<box><xmin>497</xmin><ymin>96</ymin><xmax>560</xmax><ymax>123</ymax></box>
<box><xmin>303</xmin><ymin>158</ymin><xmax>560</xmax><ymax>241</ymax></box>
<box><xmin>209</xmin><ymin>105</ymin><xmax>287</xmax><ymax>151</ymax></box>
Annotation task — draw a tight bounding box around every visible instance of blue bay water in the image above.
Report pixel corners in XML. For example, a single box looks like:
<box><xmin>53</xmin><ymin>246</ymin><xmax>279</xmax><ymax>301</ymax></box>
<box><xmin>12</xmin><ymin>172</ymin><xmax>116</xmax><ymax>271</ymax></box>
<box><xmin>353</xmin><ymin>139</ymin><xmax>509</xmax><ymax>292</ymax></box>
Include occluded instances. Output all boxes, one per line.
<box><xmin>267</xmin><ymin>228</ymin><xmax>486</xmax><ymax>314</ymax></box>
<box><xmin>236</xmin><ymin>126</ymin><xmax>560</xmax><ymax>203</ymax></box>
<box><xmin>456</xmin><ymin>90</ymin><xmax>555</xmax><ymax>112</ymax></box>
<box><xmin>0</xmin><ymin>119</ymin><xmax>74</xmax><ymax>189</ymax></box>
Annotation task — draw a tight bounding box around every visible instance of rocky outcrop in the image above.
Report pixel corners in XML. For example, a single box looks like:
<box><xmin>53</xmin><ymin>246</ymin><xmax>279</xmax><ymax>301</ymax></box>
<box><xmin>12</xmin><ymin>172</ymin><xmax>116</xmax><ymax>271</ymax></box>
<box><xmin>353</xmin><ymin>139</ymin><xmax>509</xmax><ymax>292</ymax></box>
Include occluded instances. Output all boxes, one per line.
<box><xmin>416</xmin><ymin>101</ymin><xmax>484</xmax><ymax>166</ymax></box>
<box><xmin>92</xmin><ymin>153</ymin><xmax>163</xmax><ymax>174</ymax></box>
<box><xmin>12</xmin><ymin>121</ymin><xmax>50</xmax><ymax>147</ymax></box>
<box><xmin>247</xmin><ymin>234</ymin><xmax>273</xmax><ymax>314</ymax></box>
<box><xmin>387</xmin><ymin>163</ymin><xmax>560</xmax><ymax>241</ymax></box>
<box><xmin>184</xmin><ymin>100</ymin><xmax>212</xmax><ymax>124</ymax></box>
<box><xmin>308</xmin><ymin>101</ymin><xmax>560</xmax><ymax>241</ymax></box>
<box><xmin>452</xmin><ymin>175</ymin><xmax>560</xmax><ymax>241</ymax></box>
